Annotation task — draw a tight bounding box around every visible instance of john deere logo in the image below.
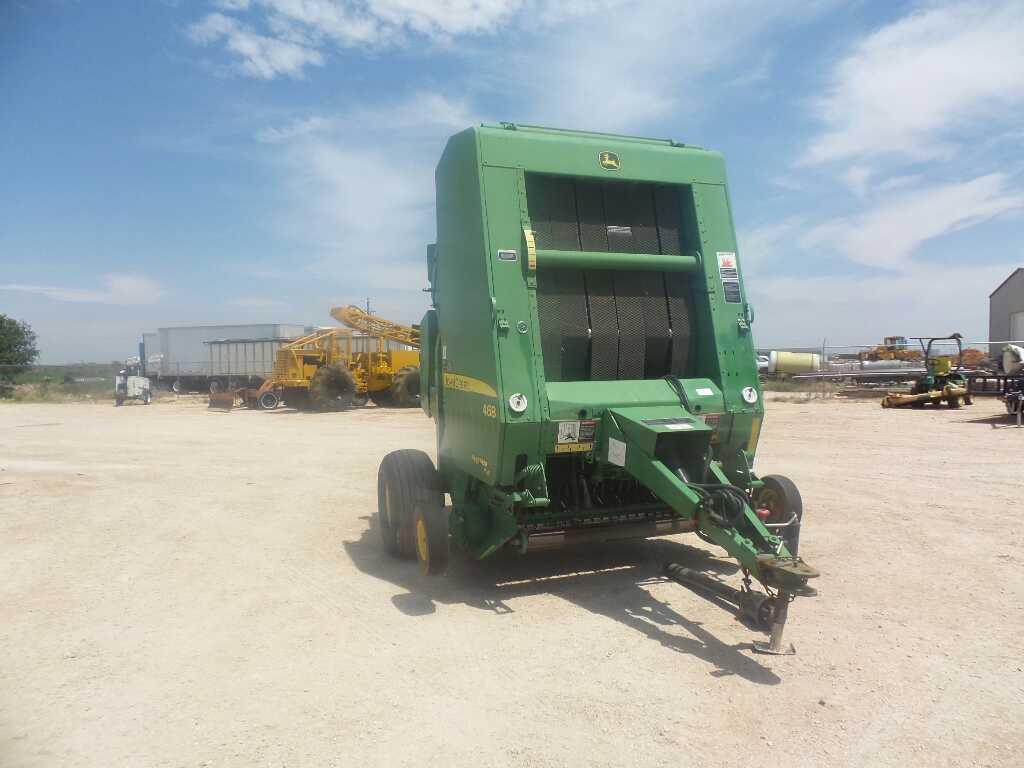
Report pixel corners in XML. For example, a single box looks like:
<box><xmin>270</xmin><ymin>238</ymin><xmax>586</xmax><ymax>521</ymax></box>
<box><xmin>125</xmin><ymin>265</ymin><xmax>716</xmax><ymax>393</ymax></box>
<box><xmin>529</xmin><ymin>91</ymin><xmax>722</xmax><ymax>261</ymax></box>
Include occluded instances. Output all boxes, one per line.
<box><xmin>599</xmin><ymin>151</ymin><xmax>620</xmax><ymax>170</ymax></box>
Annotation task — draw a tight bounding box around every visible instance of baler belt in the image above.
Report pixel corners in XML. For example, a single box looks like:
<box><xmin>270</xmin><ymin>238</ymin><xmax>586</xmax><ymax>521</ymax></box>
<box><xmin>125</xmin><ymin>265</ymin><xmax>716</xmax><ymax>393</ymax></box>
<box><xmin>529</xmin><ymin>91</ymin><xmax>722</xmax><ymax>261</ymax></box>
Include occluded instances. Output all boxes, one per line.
<box><xmin>575</xmin><ymin>179</ymin><xmax>608</xmax><ymax>252</ymax></box>
<box><xmin>613</xmin><ymin>271</ymin><xmax>646</xmax><ymax>379</ymax></box>
<box><xmin>537</xmin><ymin>269</ymin><xmax>589</xmax><ymax>381</ymax></box>
<box><xmin>640</xmin><ymin>272</ymin><xmax>672</xmax><ymax>378</ymax></box>
<box><xmin>527</xmin><ymin>173</ymin><xmax>694</xmax><ymax>381</ymax></box>
<box><xmin>525</xmin><ymin>174</ymin><xmax>581</xmax><ymax>251</ymax></box>
<box><xmin>665</xmin><ymin>272</ymin><xmax>692</xmax><ymax>376</ymax></box>
<box><xmin>527</xmin><ymin>174</ymin><xmax>683</xmax><ymax>256</ymax></box>
<box><xmin>537</xmin><ymin>267</ymin><xmax>692</xmax><ymax>382</ymax></box>
<box><xmin>585</xmin><ymin>271</ymin><xmax>619</xmax><ymax>380</ymax></box>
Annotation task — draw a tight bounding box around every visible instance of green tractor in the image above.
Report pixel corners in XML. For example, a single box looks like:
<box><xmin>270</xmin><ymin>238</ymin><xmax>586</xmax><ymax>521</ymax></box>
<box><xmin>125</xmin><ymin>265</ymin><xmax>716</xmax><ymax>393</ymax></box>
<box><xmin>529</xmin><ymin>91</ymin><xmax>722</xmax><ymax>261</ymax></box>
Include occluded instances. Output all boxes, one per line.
<box><xmin>378</xmin><ymin>124</ymin><xmax>818</xmax><ymax>652</ymax></box>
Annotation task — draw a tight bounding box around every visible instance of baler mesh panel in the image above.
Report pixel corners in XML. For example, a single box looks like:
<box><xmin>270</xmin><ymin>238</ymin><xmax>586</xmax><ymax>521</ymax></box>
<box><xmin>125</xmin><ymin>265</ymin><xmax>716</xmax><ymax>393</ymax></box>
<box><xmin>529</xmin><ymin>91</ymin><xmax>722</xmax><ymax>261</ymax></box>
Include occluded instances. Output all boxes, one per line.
<box><xmin>585</xmin><ymin>271</ymin><xmax>619</xmax><ymax>380</ymax></box>
<box><xmin>640</xmin><ymin>272</ymin><xmax>671</xmax><ymax>378</ymax></box>
<box><xmin>653</xmin><ymin>186</ymin><xmax>682</xmax><ymax>255</ymax></box>
<box><xmin>537</xmin><ymin>267</ymin><xmax>695</xmax><ymax>382</ymax></box>
<box><xmin>665</xmin><ymin>273</ymin><xmax>692</xmax><ymax>376</ymax></box>
<box><xmin>527</xmin><ymin>174</ymin><xmax>581</xmax><ymax>251</ymax></box>
<box><xmin>612</xmin><ymin>272</ymin><xmax>646</xmax><ymax>378</ymax></box>
<box><xmin>526</xmin><ymin>174</ymin><xmax>685</xmax><ymax>255</ymax></box>
<box><xmin>575</xmin><ymin>180</ymin><xmax>609</xmax><ymax>252</ymax></box>
<box><xmin>536</xmin><ymin>269</ymin><xmax>590</xmax><ymax>381</ymax></box>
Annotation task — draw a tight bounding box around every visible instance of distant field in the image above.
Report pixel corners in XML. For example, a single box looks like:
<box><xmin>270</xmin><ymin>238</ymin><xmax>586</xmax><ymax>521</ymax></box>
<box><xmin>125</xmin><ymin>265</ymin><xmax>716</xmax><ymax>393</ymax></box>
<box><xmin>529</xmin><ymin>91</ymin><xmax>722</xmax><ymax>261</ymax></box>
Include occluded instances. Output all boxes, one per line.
<box><xmin>0</xmin><ymin>363</ymin><xmax>121</xmax><ymax>402</ymax></box>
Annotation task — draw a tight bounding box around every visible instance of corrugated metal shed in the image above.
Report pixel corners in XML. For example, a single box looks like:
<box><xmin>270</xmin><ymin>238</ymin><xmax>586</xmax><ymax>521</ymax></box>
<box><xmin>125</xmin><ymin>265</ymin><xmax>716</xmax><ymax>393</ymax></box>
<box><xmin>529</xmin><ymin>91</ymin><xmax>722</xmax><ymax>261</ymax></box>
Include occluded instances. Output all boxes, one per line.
<box><xmin>989</xmin><ymin>268</ymin><xmax>1024</xmax><ymax>359</ymax></box>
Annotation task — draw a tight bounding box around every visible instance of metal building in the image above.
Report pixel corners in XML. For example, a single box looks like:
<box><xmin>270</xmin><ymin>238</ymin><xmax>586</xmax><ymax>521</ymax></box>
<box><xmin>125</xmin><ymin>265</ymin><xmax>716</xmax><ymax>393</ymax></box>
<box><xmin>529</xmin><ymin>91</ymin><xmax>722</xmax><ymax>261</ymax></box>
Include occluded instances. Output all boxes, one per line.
<box><xmin>989</xmin><ymin>268</ymin><xmax>1024</xmax><ymax>358</ymax></box>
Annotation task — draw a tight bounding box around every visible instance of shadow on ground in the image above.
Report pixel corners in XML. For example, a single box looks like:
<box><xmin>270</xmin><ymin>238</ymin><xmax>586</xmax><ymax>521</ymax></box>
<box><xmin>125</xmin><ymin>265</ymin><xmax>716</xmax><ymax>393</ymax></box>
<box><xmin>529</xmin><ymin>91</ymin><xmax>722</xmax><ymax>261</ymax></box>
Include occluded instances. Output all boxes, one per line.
<box><xmin>957</xmin><ymin>410</ymin><xmax>1020</xmax><ymax>428</ymax></box>
<box><xmin>342</xmin><ymin>520</ymin><xmax>780</xmax><ymax>685</ymax></box>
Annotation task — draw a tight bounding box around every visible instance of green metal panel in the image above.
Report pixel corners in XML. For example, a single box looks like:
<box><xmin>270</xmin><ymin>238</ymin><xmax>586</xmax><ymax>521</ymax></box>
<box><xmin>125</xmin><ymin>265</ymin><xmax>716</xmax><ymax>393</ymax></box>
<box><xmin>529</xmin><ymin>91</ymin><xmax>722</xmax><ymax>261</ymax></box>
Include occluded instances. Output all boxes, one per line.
<box><xmin>432</xmin><ymin>129</ymin><xmax>502</xmax><ymax>488</ymax></box>
<box><xmin>478</xmin><ymin>124</ymin><xmax>727</xmax><ymax>185</ymax></box>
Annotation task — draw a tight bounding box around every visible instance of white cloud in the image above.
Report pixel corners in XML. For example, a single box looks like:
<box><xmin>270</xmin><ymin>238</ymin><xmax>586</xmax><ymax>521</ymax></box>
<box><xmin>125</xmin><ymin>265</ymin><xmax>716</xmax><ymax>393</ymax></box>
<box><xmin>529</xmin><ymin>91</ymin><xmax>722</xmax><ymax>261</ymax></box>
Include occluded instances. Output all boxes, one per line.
<box><xmin>739</xmin><ymin>218</ymin><xmax>804</xmax><ymax>272</ymax></box>
<box><xmin>801</xmin><ymin>173</ymin><xmax>1024</xmax><ymax>271</ymax></box>
<box><xmin>804</xmin><ymin>0</ymin><xmax>1024</xmax><ymax>165</ymax></box>
<box><xmin>243</xmin><ymin>91</ymin><xmax>481</xmax><ymax>320</ymax></box>
<box><xmin>255</xmin><ymin>92</ymin><xmax>476</xmax><ymax>145</ymax></box>
<box><xmin>255</xmin><ymin>115</ymin><xmax>333</xmax><ymax>143</ymax></box>
<box><xmin>189</xmin><ymin>1</ymin><xmax>523</xmax><ymax>78</ymax></box>
<box><xmin>839</xmin><ymin>165</ymin><xmax>872</xmax><ymax>198</ymax></box>
<box><xmin>189</xmin><ymin>12</ymin><xmax>324</xmax><ymax>79</ymax></box>
<box><xmin>508</xmin><ymin>0</ymin><xmax>834</xmax><ymax>132</ymax></box>
<box><xmin>875</xmin><ymin>174</ymin><xmax>925</xmax><ymax>194</ymax></box>
<box><xmin>0</xmin><ymin>275</ymin><xmax>164</xmax><ymax>305</ymax></box>
<box><xmin>189</xmin><ymin>0</ymin><xmax>832</xmax><ymax>102</ymax></box>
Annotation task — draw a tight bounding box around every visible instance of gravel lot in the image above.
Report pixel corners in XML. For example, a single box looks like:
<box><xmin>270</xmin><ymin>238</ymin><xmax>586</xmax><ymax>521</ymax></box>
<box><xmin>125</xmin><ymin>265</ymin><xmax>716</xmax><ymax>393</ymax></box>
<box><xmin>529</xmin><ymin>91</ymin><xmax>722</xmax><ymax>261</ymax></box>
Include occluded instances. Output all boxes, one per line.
<box><xmin>1</xmin><ymin>395</ymin><xmax>1022</xmax><ymax>767</ymax></box>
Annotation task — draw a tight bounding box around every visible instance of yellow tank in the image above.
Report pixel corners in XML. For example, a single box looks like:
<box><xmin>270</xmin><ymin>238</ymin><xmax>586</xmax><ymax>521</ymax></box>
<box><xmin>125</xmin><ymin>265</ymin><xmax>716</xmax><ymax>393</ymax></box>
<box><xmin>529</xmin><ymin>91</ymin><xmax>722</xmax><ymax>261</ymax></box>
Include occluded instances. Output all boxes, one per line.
<box><xmin>767</xmin><ymin>351</ymin><xmax>821</xmax><ymax>376</ymax></box>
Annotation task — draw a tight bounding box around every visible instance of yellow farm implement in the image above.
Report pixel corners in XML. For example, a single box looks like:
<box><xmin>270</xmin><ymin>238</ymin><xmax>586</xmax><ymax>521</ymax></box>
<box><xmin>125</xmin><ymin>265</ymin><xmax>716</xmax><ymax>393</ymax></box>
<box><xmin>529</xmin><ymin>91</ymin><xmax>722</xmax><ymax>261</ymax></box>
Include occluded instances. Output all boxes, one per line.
<box><xmin>216</xmin><ymin>306</ymin><xmax>422</xmax><ymax>411</ymax></box>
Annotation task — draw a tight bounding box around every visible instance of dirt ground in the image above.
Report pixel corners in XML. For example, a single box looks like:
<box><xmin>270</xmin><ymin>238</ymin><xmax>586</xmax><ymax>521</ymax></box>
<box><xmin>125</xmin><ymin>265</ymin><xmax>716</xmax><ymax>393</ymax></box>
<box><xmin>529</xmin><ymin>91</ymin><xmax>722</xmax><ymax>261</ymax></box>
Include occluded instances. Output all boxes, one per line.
<box><xmin>1</xmin><ymin>394</ymin><xmax>1022</xmax><ymax>767</ymax></box>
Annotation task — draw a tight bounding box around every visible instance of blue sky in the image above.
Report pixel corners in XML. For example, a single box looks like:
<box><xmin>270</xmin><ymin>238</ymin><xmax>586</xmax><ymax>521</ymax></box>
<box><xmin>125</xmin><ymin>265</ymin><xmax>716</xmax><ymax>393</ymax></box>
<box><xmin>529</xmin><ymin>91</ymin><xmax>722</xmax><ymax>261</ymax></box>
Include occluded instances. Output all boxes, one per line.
<box><xmin>2</xmin><ymin>0</ymin><xmax>1023</xmax><ymax>362</ymax></box>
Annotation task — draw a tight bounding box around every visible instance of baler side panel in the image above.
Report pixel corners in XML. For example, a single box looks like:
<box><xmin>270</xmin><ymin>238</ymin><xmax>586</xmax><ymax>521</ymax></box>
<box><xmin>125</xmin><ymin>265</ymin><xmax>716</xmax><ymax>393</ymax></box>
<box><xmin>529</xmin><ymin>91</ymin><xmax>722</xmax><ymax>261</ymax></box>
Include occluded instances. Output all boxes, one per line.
<box><xmin>691</xmin><ymin>182</ymin><xmax>763</xmax><ymax>456</ymax></box>
<box><xmin>480</xmin><ymin>165</ymin><xmax>544</xmax><ymax>485</ymax></box>
<box><xmin>434</xmin><ymin>130</ymin><xmax>502</xmax><ymax>487</ymax></box>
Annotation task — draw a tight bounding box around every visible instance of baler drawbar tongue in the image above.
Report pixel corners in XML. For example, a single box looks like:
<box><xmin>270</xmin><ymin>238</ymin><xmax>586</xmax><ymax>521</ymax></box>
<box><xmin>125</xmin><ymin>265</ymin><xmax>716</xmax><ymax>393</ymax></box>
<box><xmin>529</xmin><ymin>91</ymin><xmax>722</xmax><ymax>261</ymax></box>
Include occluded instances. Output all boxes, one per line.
<box><xmin>757</xmin><ymin>555</ymin><xmax>819</xmax><ymax>591</ymax></box>
<box><xmin>603</xmin><ymin>406</ymin><xmax>818</xmax><ymax>652</ymax></box>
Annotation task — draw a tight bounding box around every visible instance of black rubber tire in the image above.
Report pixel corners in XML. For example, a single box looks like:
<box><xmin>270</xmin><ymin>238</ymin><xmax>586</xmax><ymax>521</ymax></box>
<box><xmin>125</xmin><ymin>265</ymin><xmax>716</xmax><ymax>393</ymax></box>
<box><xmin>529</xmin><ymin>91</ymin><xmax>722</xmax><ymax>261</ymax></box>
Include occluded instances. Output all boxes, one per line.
<box><xmin>115</xmin><ymin>395</ymin><xmax>124</xmax><ymax>407</ymax></box>
<box><xmin>756</xmin><ymin>474</ymin><xmax>803</xmax><ymax>556</ymax></box>
<box><xmin>209</xmin><ymin>379</ymin><xmax>223</xmax><ymax>394</ymax></box>
<box><xmin>309</xmin><ymin>363</ymin><xmax>356</xmax><ymax>412</ymax></box>
<box><xmin>414</xmin><ymin>500</ymin><xmax>449</xmax><ymax>575</ymax></box>
<box><xmin>947</xmin><ymin>395</ymin><xmax>962</xmax><ymax>409</ymax></box>
<box><xmin>283</xmin><ymin>388</ymin><xmax>311</xmax><ymax>411</ymax></box>
<box><xmin>391</xmin><ymin>366</ymin><xmax>421</xmax><ymax>408</ymax></box>
<box><xmin>377</xmin><ymin>450</ymin><xmax>441</xmax><ymax>559</ymax></box>
<box><xmin>352</xmin><ymin>392</ymin><xmax>369</xmax><ymax>407</ymax></box>
<box><xmin>258</xmin><ymin>390</ymin><xmax>280</xmax><ymax>410</ymax></box>
<box><xmin>369</xmin><ymin>389</ymin><xmax>395</xmax><ymax>407</ymax></box>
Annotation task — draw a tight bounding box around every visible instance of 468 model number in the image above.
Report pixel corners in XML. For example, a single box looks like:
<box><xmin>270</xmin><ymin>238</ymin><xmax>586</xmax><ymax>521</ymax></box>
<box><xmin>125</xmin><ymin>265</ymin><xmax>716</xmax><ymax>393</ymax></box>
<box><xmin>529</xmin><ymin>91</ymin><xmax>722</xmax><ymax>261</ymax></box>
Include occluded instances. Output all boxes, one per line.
<box><xmin>482</xmin><ymin>403</ymin><xmax>497</xmax><ymax>418</ymax></box>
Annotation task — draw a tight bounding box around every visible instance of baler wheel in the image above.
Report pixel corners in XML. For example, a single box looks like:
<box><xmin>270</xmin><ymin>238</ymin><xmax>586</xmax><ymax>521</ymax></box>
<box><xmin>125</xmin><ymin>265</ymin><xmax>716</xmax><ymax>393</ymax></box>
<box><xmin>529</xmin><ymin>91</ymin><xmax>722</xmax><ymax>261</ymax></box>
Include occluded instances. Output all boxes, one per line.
<box><xmin>414</xmin><ymin>501</ymin><xmax>449</xmax><ymax>575</ymax></box>
<box><xmin>755</xmin><ymin>475</ymin><xmax>803</xmax><ymax>556</ymax></box>
<box><xmin>377</xmin><ymin>450</ymin><xmax>441</xmax><ymax>559</ymax></box>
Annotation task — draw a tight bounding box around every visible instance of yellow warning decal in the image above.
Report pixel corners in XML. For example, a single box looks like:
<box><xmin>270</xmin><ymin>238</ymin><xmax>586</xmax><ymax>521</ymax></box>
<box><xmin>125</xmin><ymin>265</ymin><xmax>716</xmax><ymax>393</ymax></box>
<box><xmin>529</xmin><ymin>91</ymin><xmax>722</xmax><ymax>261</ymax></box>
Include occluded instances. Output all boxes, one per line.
<box><xmin>747</xmin><ymin>416</ymin><xmax>762</xmax><ymax>452</ymax></box>
<box><xmin>555</xmin><ymin>442</ymin><xmax>594</xmax><ymax>454</ymax></box>
<box><xmin>523</xmin><ymin>228</ymin><xmax>537</xmax><ymax>271</ymax></box>
<box><xmin>443</xmin><ymin>372</ymin><xmax>497</xmax><ymax>398</ymax></box>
